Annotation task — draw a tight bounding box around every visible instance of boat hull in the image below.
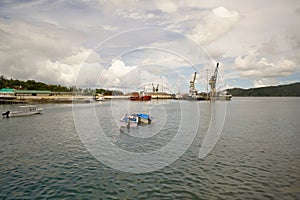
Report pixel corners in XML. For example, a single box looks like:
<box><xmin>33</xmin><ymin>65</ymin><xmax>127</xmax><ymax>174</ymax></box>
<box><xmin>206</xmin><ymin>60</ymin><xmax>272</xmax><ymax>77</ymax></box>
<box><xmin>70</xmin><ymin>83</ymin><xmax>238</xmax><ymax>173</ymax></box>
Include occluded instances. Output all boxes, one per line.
<box><xmin>119</xmin><ymin>114</ymin><xmax>139</xmax><ymax>128</ymax></box>
<box><xmin>2</xmin><ymin>106</ymin><xmax>43</xmax><ymax>118</ymax></box>
<box><xmin>136</xmin><ymin>113</ymin><xmax>152</xmax><ymax>124</ymax></box>
<box><xmin>129</xmin><ymin>95</ymin><xmax>151</xmax><ymax>101</ymax></box>
<box><xmin>183</xmin><ymin>94</ymin><xmax>207</xmax><ymax>101</ymax></box>
<box><xmin>210</xmin><ymin>95</ymin><xmax>232</xmax><ymax>101</ymax></box>
<box><xmin>129</xmin><ymin>92</ymin><xmax>151</xmax><ymax>101</ymax></box>
<box><xmin>95</xmin><ymin>97</ymin><xmax>105</xmax><ymax>101</ymax></box>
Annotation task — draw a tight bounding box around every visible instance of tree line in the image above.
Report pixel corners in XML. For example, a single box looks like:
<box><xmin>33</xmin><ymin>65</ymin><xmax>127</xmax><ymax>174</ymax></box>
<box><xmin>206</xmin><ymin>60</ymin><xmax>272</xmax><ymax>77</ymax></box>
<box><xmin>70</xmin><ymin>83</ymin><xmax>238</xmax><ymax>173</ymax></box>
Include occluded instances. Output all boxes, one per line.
<box><xmin>0</xmin><ymin>75</ymin><xmax>123</xmax><ymax>95</ymax></box>
<box><xmin>0</xmin><ymin>75</ymin><xmax>72</xmax><ymax>92</ymax></box>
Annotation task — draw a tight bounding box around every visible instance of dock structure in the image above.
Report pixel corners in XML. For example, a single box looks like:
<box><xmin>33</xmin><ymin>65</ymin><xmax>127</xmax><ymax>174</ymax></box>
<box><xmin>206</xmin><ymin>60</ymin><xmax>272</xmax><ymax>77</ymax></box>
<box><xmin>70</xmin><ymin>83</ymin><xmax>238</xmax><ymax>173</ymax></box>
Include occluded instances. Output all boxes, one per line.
<box><xmin>104</xmin><ymin>93</ymin><xmax>173</xmax><ymax>100</ymax></box>
<box><xmin>147</xmin><ymin>92</ymin><xmax>173</xmax><ymax>99</ymax></box>
<box><xmin>1</xmin><ymin>87</ymin><xmax>175</xmax><ymax>104</ymax></box>
<box><xmin>104</xmin><ymin>95</ymin><xmax>129</xmax><ymax>99</ymax></box>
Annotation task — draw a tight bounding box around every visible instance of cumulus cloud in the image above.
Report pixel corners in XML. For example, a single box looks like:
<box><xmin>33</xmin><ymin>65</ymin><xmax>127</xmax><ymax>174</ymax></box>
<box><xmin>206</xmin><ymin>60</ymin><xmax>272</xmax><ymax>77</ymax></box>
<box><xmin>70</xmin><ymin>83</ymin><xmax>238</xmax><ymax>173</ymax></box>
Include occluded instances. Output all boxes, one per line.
<box><xmin>100</xmin><ymin>59</ymin><xmax>136</xmax><ymax>87</ymax></box>
<box><xmin>102</xmin><ymin>25</ymin><xmax>119</xmax><ymax>31</ymax></box>
<box><xmin>234</xmin><ymin>50</ymin><xmax>298</xmax><ymax>78</ymax></box>
<box><xmin>253</xmin><ymin>78</ymin><xmax>281</xmax><ymax>88</ymax></box>
<box><xmin>0</xmin><ymin>0</ymin><xmax>299</xmax><ymax>89</ymax></box>
<box><xmin>188</xmin><ymin>7</ymin><xmax>239</xmax><ymax>45</ymax></box>
<box><xmin>0</xmin><ymin>19</ymin><xmax>86</xmax><ymax>85</ymax></box>
<box><xmin>95</xmin><ymin>58</ymin><xmax>177</xmax><ymax>92</ymax></box>
<box><xmin>154</xmin><ymin>0</ymin><xmax>179</xmax><ymax>13</ymax></box>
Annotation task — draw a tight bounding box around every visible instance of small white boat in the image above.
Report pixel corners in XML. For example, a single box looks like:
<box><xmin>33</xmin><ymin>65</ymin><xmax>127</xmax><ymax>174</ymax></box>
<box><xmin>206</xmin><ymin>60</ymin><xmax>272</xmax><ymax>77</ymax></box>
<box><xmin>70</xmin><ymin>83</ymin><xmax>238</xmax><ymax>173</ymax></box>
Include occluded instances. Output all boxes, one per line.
<box><xmin>2</xmin><ymin>105</ymin><xmax>43</xmax><ymax>118</ymax></box>
<box><xmin>96</xmin><ymin>96</ymin><xmax>105</xmax><ymax>101</ymax></box>
<box><xmin>95</xmin><ymin>94</ymin><xmax>105</xmax><ymax>101</ymax></box>
<box><xmin>119</xmin><ymin>113</ymin><xmax>139</xmax><ymax>128</ymax></box>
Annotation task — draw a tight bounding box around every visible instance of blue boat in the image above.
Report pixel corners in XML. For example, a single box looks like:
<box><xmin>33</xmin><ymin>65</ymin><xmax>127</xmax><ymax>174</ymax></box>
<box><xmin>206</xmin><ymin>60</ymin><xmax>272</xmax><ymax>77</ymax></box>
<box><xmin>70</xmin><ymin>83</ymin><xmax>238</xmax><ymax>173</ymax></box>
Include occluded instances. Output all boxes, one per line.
<box><xmin>136</xmin><ymin>113</ymin><xmax>153</xmax><ymax>124</ymax></box>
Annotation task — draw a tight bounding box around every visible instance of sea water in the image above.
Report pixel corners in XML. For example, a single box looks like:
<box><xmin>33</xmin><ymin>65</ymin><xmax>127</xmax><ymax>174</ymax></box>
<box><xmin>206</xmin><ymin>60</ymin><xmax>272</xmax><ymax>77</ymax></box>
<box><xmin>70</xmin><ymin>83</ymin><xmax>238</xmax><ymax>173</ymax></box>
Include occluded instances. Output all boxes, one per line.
<box><xmin>0</xmin><ymin>97</ymin><xmax>299</xmax><ymax>199</ymax></box>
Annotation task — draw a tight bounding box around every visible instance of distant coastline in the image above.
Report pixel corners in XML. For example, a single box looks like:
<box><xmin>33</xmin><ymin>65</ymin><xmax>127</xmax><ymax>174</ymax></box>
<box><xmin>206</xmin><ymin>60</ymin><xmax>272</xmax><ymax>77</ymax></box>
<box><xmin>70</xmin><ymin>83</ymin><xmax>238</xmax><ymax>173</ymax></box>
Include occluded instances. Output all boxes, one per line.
<box><xmin>227</xmin><ymin>82</ymin><xmax>300</xmax><ymax>97</ymax></box>
<box><xmin>1</xmin><ymin>75</ymin><xmax>300</xmax><ymax>99</ymax></box>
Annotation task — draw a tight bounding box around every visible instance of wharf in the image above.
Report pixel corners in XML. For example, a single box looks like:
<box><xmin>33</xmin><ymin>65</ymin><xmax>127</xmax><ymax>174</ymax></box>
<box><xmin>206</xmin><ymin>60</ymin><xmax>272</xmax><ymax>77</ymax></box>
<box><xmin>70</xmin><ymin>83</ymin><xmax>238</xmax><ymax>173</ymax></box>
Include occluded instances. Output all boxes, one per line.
<box><xmin>0</xmin><ymin>95</ymin><xmax>94</xmax><ymax>104</ymax></box>
<box><xmin>1</xmin><ymin>93</ymin><xmax>175</xmax><ymax>104</ymax></box>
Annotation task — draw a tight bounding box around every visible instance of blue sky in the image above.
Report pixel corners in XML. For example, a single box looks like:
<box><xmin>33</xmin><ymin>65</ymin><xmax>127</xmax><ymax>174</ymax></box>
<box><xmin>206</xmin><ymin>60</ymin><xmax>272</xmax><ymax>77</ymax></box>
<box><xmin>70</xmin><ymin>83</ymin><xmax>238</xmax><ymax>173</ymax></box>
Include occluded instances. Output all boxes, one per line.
<box><xmin>0</xmin><ymin>0</ymin><xmax>299</xmax><ymax>92</ymax></box>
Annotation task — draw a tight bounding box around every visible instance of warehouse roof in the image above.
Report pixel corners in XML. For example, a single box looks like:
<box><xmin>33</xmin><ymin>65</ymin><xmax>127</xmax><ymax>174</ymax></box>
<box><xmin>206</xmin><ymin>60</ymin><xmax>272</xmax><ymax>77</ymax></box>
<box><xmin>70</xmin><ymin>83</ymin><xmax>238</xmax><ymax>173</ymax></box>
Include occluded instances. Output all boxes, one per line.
<box><xmin>14</xmin><ymin>90</ymin><xmax>51</xmax><ymax>94</ymax></box>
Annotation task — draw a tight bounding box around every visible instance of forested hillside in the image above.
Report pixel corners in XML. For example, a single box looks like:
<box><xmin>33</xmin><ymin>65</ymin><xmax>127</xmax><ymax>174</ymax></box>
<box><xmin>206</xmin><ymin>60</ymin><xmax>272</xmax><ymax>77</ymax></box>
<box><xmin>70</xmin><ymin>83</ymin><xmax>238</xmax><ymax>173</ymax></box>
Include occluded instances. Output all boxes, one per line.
<box><xmin>0</xmin><ymin>75</ymin><xmax>72</xmax><ymax>92</ymax></box>
<box><xmin>0</xmin><ymin>75</ymin><xmax>123</xmax><ymax>95</ymax></box>
<box><xmin>227</xmin><ymin>82</ymin><xmax>300</xmax><ymax>96</ymax></box>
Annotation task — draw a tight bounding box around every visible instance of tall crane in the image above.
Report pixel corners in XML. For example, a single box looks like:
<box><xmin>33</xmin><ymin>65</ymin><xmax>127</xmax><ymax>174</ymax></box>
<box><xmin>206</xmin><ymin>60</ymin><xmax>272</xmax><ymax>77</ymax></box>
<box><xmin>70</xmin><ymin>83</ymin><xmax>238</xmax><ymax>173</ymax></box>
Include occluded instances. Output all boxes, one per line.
<box><xmin>152</xmin><ymin>83</ymin><xmax>159</xmax><ymax>93</ymax></box>
<box><xmin>209</xmin><ymin>63</ymin><xmax>219</xmax><ymax>97</ymax></box>
<box><xmin>189</xmin><ymin>72</ymin><xmax>197</xmax><ymax>95</ymax></box>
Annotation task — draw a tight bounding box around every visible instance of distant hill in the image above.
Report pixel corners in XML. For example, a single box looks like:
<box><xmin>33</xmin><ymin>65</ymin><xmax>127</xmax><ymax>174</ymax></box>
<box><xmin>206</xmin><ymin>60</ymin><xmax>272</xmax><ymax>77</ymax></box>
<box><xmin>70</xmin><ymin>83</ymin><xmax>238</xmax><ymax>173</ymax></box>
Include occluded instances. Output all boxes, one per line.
<box><xmin>0</xmin><ymin>75</ymin><xmax>72</xmax><ymax>92</ymax></box>
<box><xmin>227</xmin><ymin>82</ymin><xmax>300</xmax><ymax>96</ymax></box>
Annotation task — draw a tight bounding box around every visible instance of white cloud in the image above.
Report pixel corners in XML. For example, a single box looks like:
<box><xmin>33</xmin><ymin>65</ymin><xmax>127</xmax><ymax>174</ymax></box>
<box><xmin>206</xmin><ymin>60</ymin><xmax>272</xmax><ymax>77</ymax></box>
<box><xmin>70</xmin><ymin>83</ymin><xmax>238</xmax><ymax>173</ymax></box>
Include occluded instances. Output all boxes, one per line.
<box><xmin>102</xmin><ymin>25</ymin><xmax>119</xmax><ymax>31</ymax></box>
<box><xmin>0</xmin><ymin>0</ymin><xmax>299</xmax><ymax>89</ymax></box>
<box><xmin>91</xmin><ymin>58</ymin><xmax>179</xmax><ymax>92</ymax></box>
<box><xmin>188</xmin><ymin>6</ymin><xmax>239</xmax><ymax>45</ymax></box>
<box><xmin>234</xmin><ymin>50</ymin><xmax>298</xmax><ymax>78</ymax></box>
<box><xmin>0</xmin><ymin>19</ymin><xmax>87</xmax><ymax>85</ymax></box>
<box><xmin>101</xmin><ymin>59</ymin><xmax>136</xmax><ymax>87</ymax></box>
<box><xmin>253</xmin><ymin>78</ymin><xmax>281</xmax><ymax>88</ymax></box>
<box><xmin>154</xmin><ymin>0</ymin><xmax>179</xmax><ymax>13</ymax></box>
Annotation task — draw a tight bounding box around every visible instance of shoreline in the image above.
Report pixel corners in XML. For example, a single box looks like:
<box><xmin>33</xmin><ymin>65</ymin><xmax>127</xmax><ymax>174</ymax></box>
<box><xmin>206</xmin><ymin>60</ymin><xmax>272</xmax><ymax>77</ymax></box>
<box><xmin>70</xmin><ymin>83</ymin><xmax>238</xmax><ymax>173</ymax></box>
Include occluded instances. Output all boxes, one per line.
<box><xmin>0</xmin><ymin>95</ymin><xmax>94</xmax><ymax>104</ymax></box>
<box><xmin>0</xmin><ymin>94</ymin><xmax>174</xmax><ymax>104</ymax></box>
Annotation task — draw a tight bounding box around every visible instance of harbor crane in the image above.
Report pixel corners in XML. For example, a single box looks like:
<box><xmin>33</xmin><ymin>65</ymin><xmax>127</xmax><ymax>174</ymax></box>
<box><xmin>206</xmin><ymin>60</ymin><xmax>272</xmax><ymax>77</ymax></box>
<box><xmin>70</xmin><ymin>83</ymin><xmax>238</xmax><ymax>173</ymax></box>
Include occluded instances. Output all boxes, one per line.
<box><xmin>209</xmin><ymin>62</ymin><xmax>219</xmax><ymax>97</ymax></box>
<box><xmin>152</xmin><ymin>83</ymin><xmax>159</xmax><ymax>93</ymax></box>
<box><xmin>189</xmin><ymin>72</ymin><xmax>198</xmax><ymax>95</ymax></box>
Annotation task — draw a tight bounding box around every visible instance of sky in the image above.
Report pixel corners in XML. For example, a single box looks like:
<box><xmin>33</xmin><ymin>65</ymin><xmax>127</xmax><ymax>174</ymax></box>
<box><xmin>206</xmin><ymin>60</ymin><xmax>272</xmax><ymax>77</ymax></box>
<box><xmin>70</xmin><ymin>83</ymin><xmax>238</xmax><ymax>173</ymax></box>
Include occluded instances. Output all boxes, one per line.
<box><xmin>0</xmin><ymin>0</ymin><xmax>299</xmax><ymax>93</ymax></box>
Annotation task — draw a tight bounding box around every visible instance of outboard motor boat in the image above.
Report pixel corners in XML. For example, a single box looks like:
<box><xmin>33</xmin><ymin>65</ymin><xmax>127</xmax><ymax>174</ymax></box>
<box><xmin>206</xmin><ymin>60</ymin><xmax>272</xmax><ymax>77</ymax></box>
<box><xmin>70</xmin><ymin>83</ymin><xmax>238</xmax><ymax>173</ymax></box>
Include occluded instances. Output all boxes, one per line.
<box><xmin>2</xmin><ymin>111</ymin><xmax>10</xmax><ymax>118</ymax></box>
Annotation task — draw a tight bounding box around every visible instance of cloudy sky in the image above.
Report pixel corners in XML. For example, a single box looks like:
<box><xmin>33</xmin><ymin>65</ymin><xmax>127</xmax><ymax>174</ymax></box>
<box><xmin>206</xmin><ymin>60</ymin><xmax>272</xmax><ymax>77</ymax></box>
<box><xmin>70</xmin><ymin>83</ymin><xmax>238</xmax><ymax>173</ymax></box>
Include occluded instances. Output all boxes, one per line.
<box><xmin>0</xmin><ymin>0</ymin><xmax>299</xmax><ymax>92</ymax></box>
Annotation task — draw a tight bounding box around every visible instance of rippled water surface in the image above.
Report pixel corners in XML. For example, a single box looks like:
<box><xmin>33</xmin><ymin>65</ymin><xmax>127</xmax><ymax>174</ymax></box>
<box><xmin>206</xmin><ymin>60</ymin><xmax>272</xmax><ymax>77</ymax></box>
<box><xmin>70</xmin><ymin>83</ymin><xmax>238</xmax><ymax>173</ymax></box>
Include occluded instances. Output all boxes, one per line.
<box><xmin>0</xmin><ymin>97</ymin><xmax>299</xmax><ymax>199</ymax></box>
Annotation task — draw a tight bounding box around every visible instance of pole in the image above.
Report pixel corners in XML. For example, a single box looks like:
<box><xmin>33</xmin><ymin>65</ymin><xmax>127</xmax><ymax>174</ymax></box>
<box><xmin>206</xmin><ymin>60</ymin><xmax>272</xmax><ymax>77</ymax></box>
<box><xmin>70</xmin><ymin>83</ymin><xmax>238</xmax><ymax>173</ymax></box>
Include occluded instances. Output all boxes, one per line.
<box><xmin>162</xmin><ymin>78</ymin><xmax>163</xmax><ymax>93</ymax></box>
<box><xmin>206</xmin><ymin>69</ymin><xmax>209</xmax><ymax>95</ymax></box>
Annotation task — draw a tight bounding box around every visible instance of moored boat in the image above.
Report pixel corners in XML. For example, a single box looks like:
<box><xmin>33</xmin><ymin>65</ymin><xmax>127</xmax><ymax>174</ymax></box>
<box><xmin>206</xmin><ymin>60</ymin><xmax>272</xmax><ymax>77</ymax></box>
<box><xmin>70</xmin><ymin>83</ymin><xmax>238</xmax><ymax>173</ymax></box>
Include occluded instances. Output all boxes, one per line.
<box><xmin>119</xmin><ymin>113</ymin><xmax>139</xmax><ymax>128</ymax></box>
<box><xmin>210</xmin><ymin>91</ymin><xmax>232</xmax><ymax>101</ymax></box>
<box><xmin>119</xmin><ymin>113</ymin><xmax>153</xmax><ymax>128</ymax></box>
<box><xmin>129</xmin><ymin>92</ymin><xmax>151</xmax><ymax>101</ymax></box>
<box><xmin>2</xmin><ymin>105</ymin><xmax>43</xmax><ymax>118</ymax></box>
<box><xmin>136</xmin><ymin>113</ymin><xmax>153</xmax><ymax>124</ymax></box>
<box><xmin>183</xmin><ymin>72</ymin><xmax>206</xmax><ymax>101</ymax></box>
<box><xmin>95</xmin><ymin>94</ymin><xmax>105</xmax><ymax>101</ymax></box>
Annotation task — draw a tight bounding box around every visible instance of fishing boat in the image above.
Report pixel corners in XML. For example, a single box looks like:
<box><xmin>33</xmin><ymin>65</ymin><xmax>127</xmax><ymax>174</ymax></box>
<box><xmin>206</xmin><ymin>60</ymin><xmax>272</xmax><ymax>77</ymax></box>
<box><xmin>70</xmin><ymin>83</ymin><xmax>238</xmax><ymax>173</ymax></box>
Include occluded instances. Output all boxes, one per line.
<box><xmin>129</xmin><ymin>91</ymin><xmax>151</xmax><ymax>101</ymax></box>
<box><xmin>119</xmin><ymin>113</ymin><xmax>153</xmax><ymax>128</ymax></box>
<box><xmin>2</xmin><ymin>105</ymin><xmax>43</xmax><ymax>118</ymax></box>
<box><xmin>136</xmin><ymin>113</ymin><xmax>153</xmax><ymax>124</ymax></box>
<box><xmin>119</xmin><ymin>113</ymin><xmax>139</xmax><ymax>128</ymax></box>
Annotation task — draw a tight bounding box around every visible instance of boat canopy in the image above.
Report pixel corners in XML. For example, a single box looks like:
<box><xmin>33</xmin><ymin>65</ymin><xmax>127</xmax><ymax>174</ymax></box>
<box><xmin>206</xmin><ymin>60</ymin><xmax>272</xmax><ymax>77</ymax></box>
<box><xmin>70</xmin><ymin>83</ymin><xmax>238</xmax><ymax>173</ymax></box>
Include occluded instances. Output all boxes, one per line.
<box><xmin>137</xmin><ymin>113</ymin><xmax>150</xmax><ymax>119</ymax></box>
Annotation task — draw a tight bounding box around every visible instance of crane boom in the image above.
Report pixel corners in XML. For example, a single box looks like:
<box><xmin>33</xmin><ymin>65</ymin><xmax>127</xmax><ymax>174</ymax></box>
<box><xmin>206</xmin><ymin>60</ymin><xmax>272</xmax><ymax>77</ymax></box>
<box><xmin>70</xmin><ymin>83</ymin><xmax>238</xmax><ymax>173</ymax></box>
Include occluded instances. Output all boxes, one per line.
<box><xmin>209</xmin><ymin>63</ymin><xmax>219</xmax><ymax>97</ymax></box>
<box><xmin>189</xmin><ymin>72</ymin><xmax>197</xmax><ymax>95</ymax></box>
<box><xmin>152</xmin><ymin>83</ymin><xmax>159</xmax><ymax>92</ymax></box>
<box><xmin>192</xmin><ymin>72</ymin><xmax>197</xmax><ymax>83</ymax></box>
